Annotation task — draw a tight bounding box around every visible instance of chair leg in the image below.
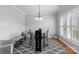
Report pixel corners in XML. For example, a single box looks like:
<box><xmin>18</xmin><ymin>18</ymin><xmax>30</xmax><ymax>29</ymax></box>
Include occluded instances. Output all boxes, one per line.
<box><xmin>46</xmin><ymin>36</ymin><xmax>49</xmax><ymax>46</ymax></box>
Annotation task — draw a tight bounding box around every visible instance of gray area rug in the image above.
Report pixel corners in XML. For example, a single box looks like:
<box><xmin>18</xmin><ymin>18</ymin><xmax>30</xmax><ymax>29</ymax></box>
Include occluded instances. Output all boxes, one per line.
<box><xmin>13</xmin><ymin>39</ymin><xmax>68</xmax><ymax>54</ymax></box>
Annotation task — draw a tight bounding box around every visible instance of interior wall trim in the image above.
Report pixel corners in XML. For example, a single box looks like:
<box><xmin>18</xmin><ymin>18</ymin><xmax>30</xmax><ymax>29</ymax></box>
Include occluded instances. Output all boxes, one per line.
<box><xmin>11</xmin><ymin>5</ymin><xmax>26</xmax><ymax>15</ymax></box>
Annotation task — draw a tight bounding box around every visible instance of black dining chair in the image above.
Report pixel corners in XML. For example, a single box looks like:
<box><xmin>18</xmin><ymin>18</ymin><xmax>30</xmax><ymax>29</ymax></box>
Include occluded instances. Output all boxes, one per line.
<box><xmin>45</xmin><ymin>29</ymin><xmax>49</xmax><ymax>46</ymax></box>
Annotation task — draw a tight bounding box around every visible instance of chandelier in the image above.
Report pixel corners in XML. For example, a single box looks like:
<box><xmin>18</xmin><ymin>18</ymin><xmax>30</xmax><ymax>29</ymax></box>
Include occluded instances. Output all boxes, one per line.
<box><xmin>35</xmin><ymin>5</ymin><xmax>43</xmax><ymax>21</ymax></box>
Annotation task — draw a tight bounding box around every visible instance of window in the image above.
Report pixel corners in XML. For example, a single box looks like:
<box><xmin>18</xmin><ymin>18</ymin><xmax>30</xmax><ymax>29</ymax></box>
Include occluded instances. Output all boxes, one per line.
<box><xmin>60</xmin><ymin>7</ymin><xmax>79</xmax><ymax>43</ymax></box>
<box><xmin>71</xmin><ymin>27</ymin><xmax>78</xmax><ymax>41</ymax></box>
<box><xmin>60</xmin><ymin>27</ymin><xmax>66</xmax><ymax>37</ymax></box>
<box><xmin>67</xmin><ymin>14</ymin><xmax>71</xmax><ymax>26</ymax></box>
<box><xmin>60</xmin><ymin>15</ymin><xmax>67</xmax><ymax>38</ymax></box>
<box><xmin>60</xmin><ymin>15</ymin><xmax>67</xmax><ymax>26</ymax></box>
<box><xmin>67</xmin><ymin>27</ymin><xmax>71</xmax><ymax>39</ymax></box>
<box><xmin>77</xmin><ymin>12</ymin><xmax>79</xmax><ymax>26</ymax></box>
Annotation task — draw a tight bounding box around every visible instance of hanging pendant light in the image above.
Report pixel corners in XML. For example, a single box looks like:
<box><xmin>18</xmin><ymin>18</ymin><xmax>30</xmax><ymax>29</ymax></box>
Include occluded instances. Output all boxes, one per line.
<box><xmin>35</xmin><ymin>5</ymin><xmax>43</xmax><ymax>21</ymax></box>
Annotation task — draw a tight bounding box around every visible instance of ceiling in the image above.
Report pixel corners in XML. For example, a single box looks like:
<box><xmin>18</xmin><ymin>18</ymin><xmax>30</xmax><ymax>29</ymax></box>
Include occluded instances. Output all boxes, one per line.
<box><xmin>15</xmin><ymin>5</ymin><xmax>59</xmax><ymax>15</ymax></box>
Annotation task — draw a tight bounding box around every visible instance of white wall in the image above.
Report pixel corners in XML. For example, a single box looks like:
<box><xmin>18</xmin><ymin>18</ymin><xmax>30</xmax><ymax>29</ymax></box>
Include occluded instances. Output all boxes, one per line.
<box><xmin>57</xmin><ymin>5</ymin><xmax>79</xmax><ymax>16</ymax></box>
<box><xmin>25</xmin><ymin>15</ymin><xmax>56</xmax><ymax>36</ymax></box>
<box><xmin>0</xmin><ymin>6</ymin><xmax>25</xmax><ymax>40</ymax></box>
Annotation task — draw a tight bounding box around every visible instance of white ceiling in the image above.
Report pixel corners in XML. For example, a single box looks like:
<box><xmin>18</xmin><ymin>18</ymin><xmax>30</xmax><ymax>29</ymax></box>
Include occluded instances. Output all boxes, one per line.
<box><xmin>15</xmin><ymin>5</ymin><xmax>59</xmax><ymax>15</ymax></box>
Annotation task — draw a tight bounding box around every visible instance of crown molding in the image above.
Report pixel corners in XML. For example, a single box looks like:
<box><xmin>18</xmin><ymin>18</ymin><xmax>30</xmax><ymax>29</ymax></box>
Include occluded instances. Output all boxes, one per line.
<box><xmin>11</xmin><ymin>5</ymin><xmax>26</xmax><ymax>15</ymax></box>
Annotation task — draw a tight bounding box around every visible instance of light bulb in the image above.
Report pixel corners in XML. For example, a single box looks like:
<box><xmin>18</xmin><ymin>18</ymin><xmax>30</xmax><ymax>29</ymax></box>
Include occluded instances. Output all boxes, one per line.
<box><xmin>35</xmin><ymin>17</ymin><xmax>39</xmax><ymax>21</ymax></box>
<box><xmin>40</xmin><ymin>17</ymin><xmax>43</xmax><ymax>21</ymax></box>
<box><xmin>35</xmin><ymin>16</ymin><xmax>43</xmax><ymax>21</ymax></box>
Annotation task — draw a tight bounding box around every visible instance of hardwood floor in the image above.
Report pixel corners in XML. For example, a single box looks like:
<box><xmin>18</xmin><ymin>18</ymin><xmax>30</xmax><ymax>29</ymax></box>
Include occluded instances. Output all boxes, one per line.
<box><xmin>58</xmin><ymin>39</ymin><xmax>76</xmax><ymax>54</ymax></box>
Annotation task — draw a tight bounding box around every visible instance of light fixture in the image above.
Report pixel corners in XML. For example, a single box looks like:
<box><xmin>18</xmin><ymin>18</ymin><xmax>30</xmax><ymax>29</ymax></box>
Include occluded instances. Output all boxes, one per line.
<box><xmin>35</xmin><ymin>5</ymin><xmax>43</xmax><ymax>21</ymax></box>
